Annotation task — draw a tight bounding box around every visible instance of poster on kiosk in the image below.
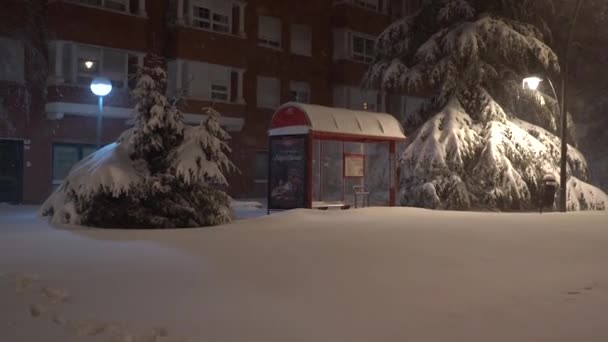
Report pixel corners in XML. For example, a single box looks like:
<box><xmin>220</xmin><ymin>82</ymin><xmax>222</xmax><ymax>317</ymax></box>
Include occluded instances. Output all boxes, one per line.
<box><xmin>268</xmin><ymin>135</ymin><xmax>308</xmax><ymax>210</ymax></box>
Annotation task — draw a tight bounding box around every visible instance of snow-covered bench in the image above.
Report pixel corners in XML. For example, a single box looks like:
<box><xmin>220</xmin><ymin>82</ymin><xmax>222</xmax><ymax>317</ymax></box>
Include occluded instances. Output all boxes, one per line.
<box><xmin>312</xmin><ymin>201</ymin><xmax>351</xmax><ymax>210</ymax></box>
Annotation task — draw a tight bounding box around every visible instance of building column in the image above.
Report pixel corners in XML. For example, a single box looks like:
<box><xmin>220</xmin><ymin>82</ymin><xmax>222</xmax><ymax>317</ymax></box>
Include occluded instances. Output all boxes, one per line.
<box><xmin>239</xmin><ymin>2</ymin><xmax>247</xmax><ymax>37</ymax></box>
<box><xmin>237</xmin><ymin>70</ymin><xmax>245</xmax><ymax>104</ymax></box>
<box><xmin>176</xmin><ymin>0</ymin><xmax>185</xmax><ymax>25</ymax></box>
<box><xmin>138</xmin><ymin>0</ymin><xmax>146</xmax><ymax>16</ymax></box>
<box><xmin>175</xmin><ymin>60</ymin><xmax>184</xmax><ymax>95</ymax></box>
<box><xmin>54</xmin><ymin>42</ymin><xmax>64</xmax><ymax>83</ymax></box>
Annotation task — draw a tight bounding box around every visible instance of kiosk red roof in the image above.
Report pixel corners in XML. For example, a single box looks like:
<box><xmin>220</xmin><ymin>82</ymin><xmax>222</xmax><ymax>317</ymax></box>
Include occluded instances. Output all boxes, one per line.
<box><xmin>270</xmin><ymin>103</ymin><xmax>406</xmax><ymax>141</ymax></box>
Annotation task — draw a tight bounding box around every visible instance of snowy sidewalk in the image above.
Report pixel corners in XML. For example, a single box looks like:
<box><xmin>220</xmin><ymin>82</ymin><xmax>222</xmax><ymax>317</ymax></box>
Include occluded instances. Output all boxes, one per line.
<box><xmin>1</xmin><ymin>205</ymin><xmax>608</xmax><ymax>342</ymax></box>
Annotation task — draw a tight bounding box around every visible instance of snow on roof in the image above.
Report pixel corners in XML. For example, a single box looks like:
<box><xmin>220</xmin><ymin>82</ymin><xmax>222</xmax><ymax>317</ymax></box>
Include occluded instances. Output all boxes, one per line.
<box><xmin>270</xmin><ymin>102</ymin><xmax>406</xmax><ymax>140</ymax></box>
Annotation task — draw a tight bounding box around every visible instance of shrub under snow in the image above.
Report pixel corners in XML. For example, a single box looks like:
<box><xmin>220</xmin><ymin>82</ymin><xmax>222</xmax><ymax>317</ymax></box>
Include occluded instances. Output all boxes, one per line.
<box><xmin>400</xmin><ymin>100</ymin><xmax>607</xmax><ymax>211</ymax></box>
<box><xmin>42</xmin><ymin>56</ymin><xmax>234</xmax><ymax>228</ymax></box>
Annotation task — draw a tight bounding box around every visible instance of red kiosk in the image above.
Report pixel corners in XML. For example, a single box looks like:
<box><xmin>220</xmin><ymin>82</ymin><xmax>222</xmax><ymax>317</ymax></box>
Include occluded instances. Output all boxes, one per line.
<box><xmin>268</xmin><ymin>103</ymin><xmax>406</xmax><ymax>211</ymax></box>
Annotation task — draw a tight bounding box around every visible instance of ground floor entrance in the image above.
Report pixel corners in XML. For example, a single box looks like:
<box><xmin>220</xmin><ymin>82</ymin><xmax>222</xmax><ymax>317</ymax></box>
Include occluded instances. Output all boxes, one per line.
<box><xmin>0</xmin><ymin>139</ymin><xmax>23</xmax><ymax>204</ymax></box>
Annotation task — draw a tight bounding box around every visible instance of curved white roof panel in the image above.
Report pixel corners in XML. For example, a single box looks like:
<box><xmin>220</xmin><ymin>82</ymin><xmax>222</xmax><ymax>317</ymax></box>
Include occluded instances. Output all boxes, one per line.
<box><xmin>270</xmin><ymin>102</ymin><xmax>406</xmax><ymax>141</ymax></box>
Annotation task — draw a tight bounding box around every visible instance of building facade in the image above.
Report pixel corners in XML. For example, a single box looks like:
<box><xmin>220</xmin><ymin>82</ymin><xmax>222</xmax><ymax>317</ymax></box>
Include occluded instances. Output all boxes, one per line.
<box><xmin>0</xmin><ymin>0</ymin><xmax>423</xmax><ymax>204</ymax></box>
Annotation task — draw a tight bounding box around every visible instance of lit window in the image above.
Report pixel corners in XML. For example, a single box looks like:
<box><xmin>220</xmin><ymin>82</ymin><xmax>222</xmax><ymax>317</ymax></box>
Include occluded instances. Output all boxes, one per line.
<box><xmin>258</xmin><ymin>16</ymin><xmax>282</xmax><ymax>49</ymax></box>
<box><xmin>76</xmin><ymin>45</ymin><xmax>101</xmax><ymax>86</ymax></box>
<box><xmin>75</xmin><ymin>45</ymin><xmax>129</xmax><ymax>89</ymax></box>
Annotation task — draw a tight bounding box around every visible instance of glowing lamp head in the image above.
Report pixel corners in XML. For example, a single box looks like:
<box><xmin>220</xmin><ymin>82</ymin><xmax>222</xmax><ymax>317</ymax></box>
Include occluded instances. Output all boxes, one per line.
<box><xmin>84</xmin><ymin>60</ymin><xmax>94</xmax><ymax>69</ymax></box>
<box><xmin>90</xmin><ymin>77</ymin><xmax>112</xmax><ymax>97</ymax></box>
<box><xmin>523</xmin><ymin>77</ymin><xmax>542</xmax><ymax>91</ymax></box>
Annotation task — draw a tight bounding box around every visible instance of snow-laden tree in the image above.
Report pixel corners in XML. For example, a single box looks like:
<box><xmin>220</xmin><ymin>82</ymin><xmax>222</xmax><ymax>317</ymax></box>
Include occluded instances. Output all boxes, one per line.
<box><xmin>365</xmin><ymin>0</ymin><xmax>607</xmax><ymax>211</ymax></box>
<box><xmin>42</xmin><ymin>55</ymin><xmax>235</xmax><ymax>228</ymax></box>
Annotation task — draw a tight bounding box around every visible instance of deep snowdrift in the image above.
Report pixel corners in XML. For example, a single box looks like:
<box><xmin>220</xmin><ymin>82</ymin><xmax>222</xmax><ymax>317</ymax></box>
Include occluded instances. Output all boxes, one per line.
<box><xmin>2</xmin><ymin>206</ymin><xmax>608</xmax><ymax>342</ymax></box>
<box><xmin>400</xmin><ymin>100</ymin><xmax>608</xmax><ymax>211</ymax></box>
<box><xmin>41</xmin><ymin>131</ymin><xmax>143</xmax><ymax>225</ymax></box>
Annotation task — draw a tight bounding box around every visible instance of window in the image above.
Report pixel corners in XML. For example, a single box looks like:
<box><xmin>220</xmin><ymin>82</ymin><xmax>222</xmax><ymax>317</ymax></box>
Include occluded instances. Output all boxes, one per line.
<box><xmin>352</xmin><ymin>33</ymin><xmax>375</xmax><ymax>63</ymax></box>
<box><xmin>52</xmin><ymin>144</ymin><xmax>97</xmax><ymax>184</ymax></box>
<box><xmin>48</xmin><ymin>42</ymin><xmax>138</xmax><ymax>88</ymax></box>
<box><xmin>182</xmin><ymin>61</ymin><xmax>233</xmax><ymax>102</ymax></box>
<box><xmin>75</xmin><ymin>45</ymin><xmax>129</xmax><ymax>89</ymax></box>
<box><xmin>333</xmin><ymin>30</ymin><xmax>377</xmax><ymax>62</ymax></box>
<box><xmin>258</xmin><ymin>16</ymin><xmax>282</xmax><ymax>49</ymax></box>
<box><xmin>289</xmin><ymin>81</ymin><xmax>310</xmax><ymax>103</ymax></box>
<box><xmin>290</xmin><ymin>24</ymin><xmax>312</xmax><ymax>56</ymax></box>
<box><xmin>192</xmin><ymin>6</ymin><xmax>211</xmax><ymax>29</ymax></box>
<box><xmin>211</xmin><ymin>84</ymin><xmax>229</xmax><ymax>101</ymax></box>
<box><xmin>68</xmin><ymin>0</ymin><xmax>128</xmax><ymax>12</ymax></box>
<box><xmin>76</xmin><ymin>45</ymin><xmax>101</xmax><ymax>86</ymax></box>
<box><xmin>0</xmin><ymin>38</ymin><xmax>24</xmax><ymax>83</ymax></box>
<box><xmin>333</xmin><ymin>86</ymin><xmax>381</xmax><ymax>111</ymax></box>
<box><xmin>255</xmin><ymin>151</ymin><xmax>268</xmax><ymax>182</ymax></box>
<box><xmin>333</xmin><ymin>0</ymin><xmax>384</xmax><ymax>12</ymax></box>
<box><xmin>354</xmin><ymin>0</ymin><xmax>379</xmax><ymax>10</ymax></box>
<box><xmin>192</xmin><ymin>5</ymin><xmax>230</xmax><ymax>33</ymax></box>
<box><xmin>257</xmin><ymin>76</ymin><xmax>281</xmax><ymax>109</ymax></box>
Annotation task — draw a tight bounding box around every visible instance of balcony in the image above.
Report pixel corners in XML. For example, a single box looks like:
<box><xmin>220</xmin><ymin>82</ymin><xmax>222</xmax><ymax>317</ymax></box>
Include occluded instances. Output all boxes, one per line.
<box><xmin>331</xmin><ymin>1</ymin><xmax>390</xmax><ymax>34</ymax></box>
<box><xmin>333</xmin><ymin>0</ymin><xmax>388</xmax><ymax>14</ymax></box>
<box><xmin>48</xmin><ymin>1</ymin><xmax>148</xmax><ymax>51</ymax></box>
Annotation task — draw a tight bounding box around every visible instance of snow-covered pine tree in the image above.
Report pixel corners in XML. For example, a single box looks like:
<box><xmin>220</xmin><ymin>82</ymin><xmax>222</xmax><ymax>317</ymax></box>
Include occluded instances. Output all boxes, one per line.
<box><xmin>129</xmin><ymin>54</ymin><xmax>185</xmax><ymax>173</ymax></box>
<box><xmin>365</xmin><ymin>0</ymin><xmax>607</xmax><ymax>211</ymax></box>
<box><xmin>42</xmin><ymin>54</ymin><xmax>236</xmax><ymax>227</ymax></box>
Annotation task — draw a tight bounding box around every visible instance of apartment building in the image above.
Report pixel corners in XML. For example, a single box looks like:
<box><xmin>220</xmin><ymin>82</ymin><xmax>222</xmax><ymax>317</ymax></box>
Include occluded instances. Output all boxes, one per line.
<box><xmin>0</xmin><ymin>0</ymin><xmax>423</xmax><ymax>204</ymax></box>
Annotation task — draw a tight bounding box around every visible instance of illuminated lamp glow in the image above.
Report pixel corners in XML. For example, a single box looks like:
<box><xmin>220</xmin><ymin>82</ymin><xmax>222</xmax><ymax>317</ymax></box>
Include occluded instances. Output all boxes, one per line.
<box><xmin>90</xmin><ymin>77</ymin><xmax>113</xmax><ymax>97</ymax></box>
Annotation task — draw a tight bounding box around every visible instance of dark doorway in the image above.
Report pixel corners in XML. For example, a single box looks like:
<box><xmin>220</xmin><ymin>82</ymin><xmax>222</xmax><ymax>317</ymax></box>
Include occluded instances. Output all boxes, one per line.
<box><xmin>0</xmin><ymin>140</ymin><xmax>23</xmax><ymax>204</ymax></box>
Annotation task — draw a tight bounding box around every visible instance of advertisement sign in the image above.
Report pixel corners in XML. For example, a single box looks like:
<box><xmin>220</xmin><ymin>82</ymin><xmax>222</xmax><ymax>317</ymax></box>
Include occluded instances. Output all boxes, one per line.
<box><xmin>344</xmin><ymin>154</ymin><xmax>365</xmax><ymax>177</ymax></box>
<box><xmin>268</xmin><ymin>135</ymin><xmax>308</xmax><ymax>210</ymax></box>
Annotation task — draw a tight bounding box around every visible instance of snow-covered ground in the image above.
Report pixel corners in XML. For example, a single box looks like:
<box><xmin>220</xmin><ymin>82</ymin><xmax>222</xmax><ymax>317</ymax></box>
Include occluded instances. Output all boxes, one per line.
<box><xmin>1</xmin><ymin>204</ymin><xmax>608</xmax><ymax>342</ymax></box>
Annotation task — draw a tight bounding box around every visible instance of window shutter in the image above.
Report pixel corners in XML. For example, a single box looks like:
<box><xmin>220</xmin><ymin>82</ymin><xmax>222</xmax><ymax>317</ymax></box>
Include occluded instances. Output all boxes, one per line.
<box><xmin>230</xmin><ymin>71</ymin><xmax>238</xmax><ymax>102</ymax></box>
<box><xmin>129</xmin><ymin>0</ymin><xmax>139</xmax><ymax>14</ymax></box>
<box><xmin>290</xmin><ymin>24</ymin><xmax>312</xmax><ymax>56</ymax></box>
<box><xmin>257</xmin><ymin>76</ymin><xmax>280</xmax><ymax>109</ymax></box>
<box><xmin>258</xmin><ymin>16</ymin><xmax>282</xmax><ymax>47</ymax></box>
<box><xmin>231</xmin><ymin>4</ymin><xmax>240</xmax><ymax>35</ymax></box>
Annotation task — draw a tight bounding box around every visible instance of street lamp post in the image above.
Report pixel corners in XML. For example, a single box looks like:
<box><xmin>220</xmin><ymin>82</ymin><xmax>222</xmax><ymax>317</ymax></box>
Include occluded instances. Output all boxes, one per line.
<box><xmin>522</xmin><ymin>0</ymin><xmax>585</xmax><ymax>213</ymax></box>
<box><xmin>90</xmin><ymin>77</ymin><xmax>113</xmax><ymax>149</ymax></box>
<box><xmin>523</xmin><ymin>76</ymin><xmax>565</xmax><ymax>208</ymax></box>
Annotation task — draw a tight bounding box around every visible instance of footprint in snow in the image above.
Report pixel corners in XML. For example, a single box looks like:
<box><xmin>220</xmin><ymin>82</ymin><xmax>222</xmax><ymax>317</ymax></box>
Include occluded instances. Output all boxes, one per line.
<box><xmin>52</xmin><ymin>314</ymin><xmax>67</xmax><ymax>326</ymax></box>
<box><xmin>41</xmin><ymin>286</ymin><xmax>70</xmax><ymax>304</ymax></box>
<box><xmin>67</xmin><ymin>320</ymin><xmax>117</xmax><ymax>337</ymax></box>
<box><xmin>29</xmin><ymin>304</ymin><xmax>48</xmax><ymax>318</ymax></box>
<box><xmin>117</xmin><ymin>327</ymin><xmax>176</xmax><ymax>342</ymax></box>
<box><xmin>15</xmin><ymin>273</ymin><xmax>41</xmax><ymax>293</ymax></box>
